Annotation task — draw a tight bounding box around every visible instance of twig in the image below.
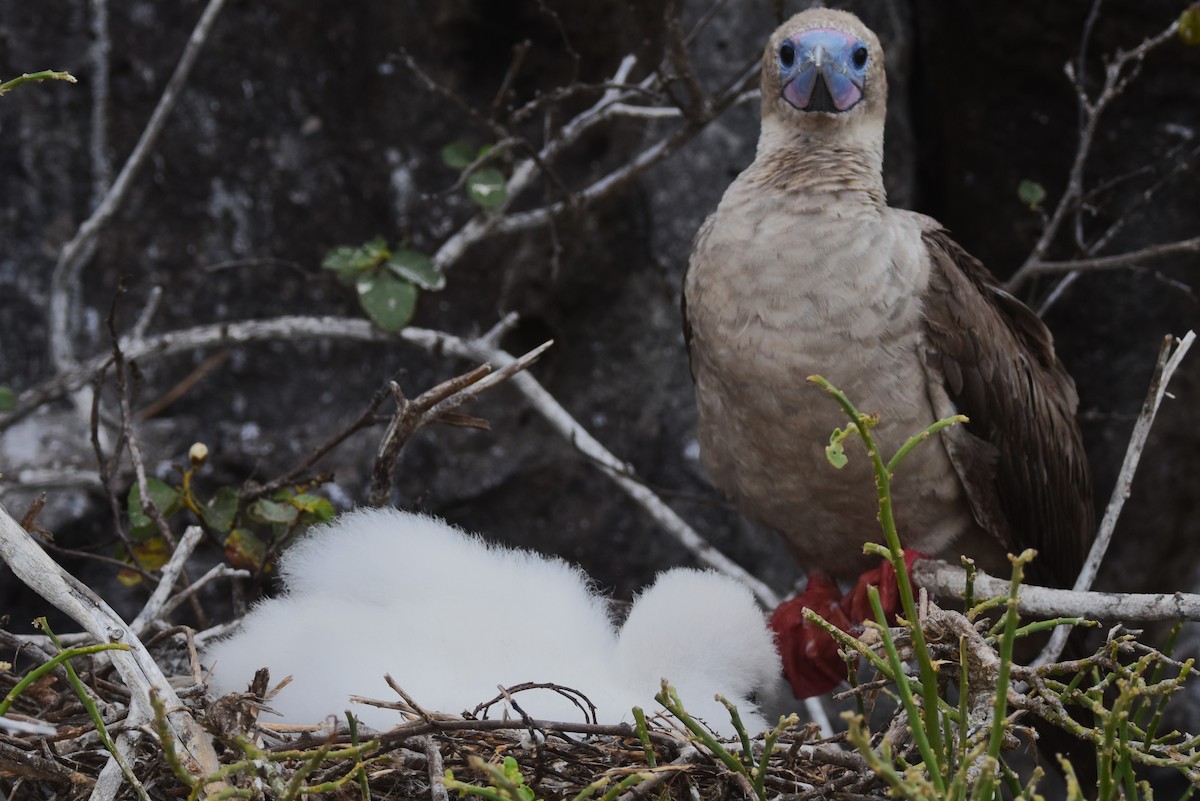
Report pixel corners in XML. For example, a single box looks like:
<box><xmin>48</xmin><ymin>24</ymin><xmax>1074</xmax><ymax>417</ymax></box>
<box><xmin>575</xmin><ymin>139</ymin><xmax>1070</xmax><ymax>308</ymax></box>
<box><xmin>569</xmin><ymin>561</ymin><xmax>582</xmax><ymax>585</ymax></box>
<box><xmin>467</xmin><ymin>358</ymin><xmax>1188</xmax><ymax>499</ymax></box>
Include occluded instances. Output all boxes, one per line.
<box><xmin>0</xmin><ymin>69</ymin><xmax>76</xmax><ymax>96</ymax></box>
<box><xmin>1018</xmin><ymin>235</ymin><xmax>1200</xmax><ymax>280</ymax></box>
<box><xmin>137</xmin><ymin>349</ymin><xmax>231</xmax><ymax>420</ymax></box>
<box><xmin>0</xmin><ymin>314</ymin><xmax>777</xmax><ymax>604</ymax></box>
<box><xmin>243</xmin><ymin>384</ymin><xmax>392</xmax><ymax>501</ymax></box>
<box><xmin>368</xmin><ymin>342</ymin><xmax>552</xmax><ymax>506</ymax></box>
<box><xmin>157</xmin><ymin>561</ymin><xmax>250</xmax><ymax>623</ymax></box>
<box><xmin>88</xmin><ymin>0</ymin><xmax>113</xmax><ymax>204</ymax></box>
<box><xmin>912</xmin><ymin>559</ymin><xmax>1200</xmax><ymax>622</ymax></box>
<box><xmin>0</xmin><ymin>499</ymin><xmax>223</xmax><ymax>793</ymax></box>
<box><xmin>1007</xmin><ymin>14</ymin><xmax>1183</xmax><ymax>294</ymax></box>
<box><xmin>457</xmin><ymin>335</ymin><xmax>780</xmax><ymax>608</ymax></box>
<box><xmin>128</xmin><ymin>526</ymin><xmax>204</xmax><ymax>637</ymax></box>
<box><xmin>424</xmin><ymin>735</ymin><xmax>450</xmax><ymax>801</ymax></box>
<box><xmin>48</xmin><ymin>0</ymin><xmax>228</xmax><ymax>373</ymax></box>
<box><xmin>1036</xmin><ymin>330</ymin><xmax>1195</xmax><ymax>665</ymax></box>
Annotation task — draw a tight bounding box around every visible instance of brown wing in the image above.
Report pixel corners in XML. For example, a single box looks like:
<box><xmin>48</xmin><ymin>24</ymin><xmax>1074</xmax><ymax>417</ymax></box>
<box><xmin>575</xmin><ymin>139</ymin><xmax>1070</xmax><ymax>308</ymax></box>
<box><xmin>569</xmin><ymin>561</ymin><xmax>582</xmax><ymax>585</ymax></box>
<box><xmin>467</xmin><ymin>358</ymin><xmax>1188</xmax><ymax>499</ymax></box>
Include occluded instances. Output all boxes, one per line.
<box><xmin>920</xmin><ymin>227</ymin><xmax>1094</xmax><ymax>588</ymax></box>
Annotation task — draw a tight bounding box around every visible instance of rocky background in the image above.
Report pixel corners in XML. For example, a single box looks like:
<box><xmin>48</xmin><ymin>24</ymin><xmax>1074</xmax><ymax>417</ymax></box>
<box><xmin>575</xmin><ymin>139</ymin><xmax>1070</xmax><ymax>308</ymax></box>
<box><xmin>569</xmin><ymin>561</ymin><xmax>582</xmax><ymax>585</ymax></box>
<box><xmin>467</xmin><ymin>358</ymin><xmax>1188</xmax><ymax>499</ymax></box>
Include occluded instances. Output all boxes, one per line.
<box><xmin>1</xmin><ymin>0</ymin><xmax>1198</xmax><ymax>729</ymax></box>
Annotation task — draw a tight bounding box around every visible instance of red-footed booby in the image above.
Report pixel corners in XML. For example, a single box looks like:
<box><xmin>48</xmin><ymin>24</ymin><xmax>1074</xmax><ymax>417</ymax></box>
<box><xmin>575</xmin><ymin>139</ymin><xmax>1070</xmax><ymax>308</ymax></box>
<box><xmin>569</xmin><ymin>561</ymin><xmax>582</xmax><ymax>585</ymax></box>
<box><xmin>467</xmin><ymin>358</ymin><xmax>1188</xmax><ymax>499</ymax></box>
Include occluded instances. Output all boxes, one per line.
<box><xmin>682</xmin><ymin>8</ymin><xmax>1094</xmax><ymax>698</ymax></box>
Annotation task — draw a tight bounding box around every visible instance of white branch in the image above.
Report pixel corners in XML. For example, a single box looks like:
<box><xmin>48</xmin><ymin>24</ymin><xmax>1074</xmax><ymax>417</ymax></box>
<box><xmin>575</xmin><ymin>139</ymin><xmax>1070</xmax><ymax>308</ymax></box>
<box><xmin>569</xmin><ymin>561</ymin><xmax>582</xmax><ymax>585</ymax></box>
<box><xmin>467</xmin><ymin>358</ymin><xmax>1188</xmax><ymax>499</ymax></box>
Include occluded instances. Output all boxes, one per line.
<box><xmin>49</xmin><ymin>0</ymin><xmax>228</xmax><ymax>373</ymax></box>
<box><xmin>128</xmin><ymin>525</ymin><xmax>204</xmax><ymax>636</ymax></box>
<box><xmin>913</xmin><ymin>559</ymin><xmax>1200</xmax><ymax>621</ymax></box>
<box><xmin>3</xmin><ymin>313</ymin><xmax>780</xmax><ymax>607</ymax></box>
<box><xmin>0</xmin><ymin>500</ymin><xmax>222</xmax><ymax>792</ymax></box>
<box><xmin>1037</xmin><ymin>330</ymin><xmax>1194</xmax><ymax>665</ymax></box>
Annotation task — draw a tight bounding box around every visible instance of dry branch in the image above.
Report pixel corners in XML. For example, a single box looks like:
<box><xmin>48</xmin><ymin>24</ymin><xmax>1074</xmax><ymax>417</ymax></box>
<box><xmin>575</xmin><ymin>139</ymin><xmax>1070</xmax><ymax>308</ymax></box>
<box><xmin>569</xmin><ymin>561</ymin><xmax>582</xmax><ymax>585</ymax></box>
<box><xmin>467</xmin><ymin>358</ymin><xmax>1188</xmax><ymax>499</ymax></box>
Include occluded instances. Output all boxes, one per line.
<box><xmin>368</xmin><ymin>341</ymin><xmax>552</xmax><ymax>506</ymax></box>
<box><xmin>48</xmin><ymin>0</ymin><xmax>228</xmax><ymax>374</ymax></box>
<box><xmin>912</xmin><ymin>559</ymin><xmax>1200</xmax><ymax>622</ymax></box>
<box><xmin>1006</xmin><ymin>10</ymin><xmax>1191</xmax><ymax>299</ymax></box>
<box><xmin>0</xmin><ymin>313</ymin><xmax>778</xmax><ymax>607</ymax></box>
<box><xmin>0</xmin><ymin>499</ymin><xmax>223</xmax><ymax>795</ymax></box>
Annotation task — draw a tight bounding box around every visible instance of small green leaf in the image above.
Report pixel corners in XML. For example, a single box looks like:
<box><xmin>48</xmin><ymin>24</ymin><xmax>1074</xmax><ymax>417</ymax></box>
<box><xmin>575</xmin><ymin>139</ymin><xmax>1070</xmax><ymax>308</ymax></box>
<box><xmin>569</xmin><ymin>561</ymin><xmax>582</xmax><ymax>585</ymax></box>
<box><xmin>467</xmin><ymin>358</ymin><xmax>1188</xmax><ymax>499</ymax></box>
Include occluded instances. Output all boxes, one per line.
<box><xmin>1017</xmin><ymin>179</ymin><xmax>1046</xmax><ymax>211</ymax></box>
<box><xmin>0</xmin><ymin>386</ymin><xmax>15</xmax><ymax>411</ymax></box>
<box><xmin>127</xmin><ymin>478</ymin><xmax>182</xmax><ymax>536</ymax></box>
<box><xmin>322</xmin><ymin>237</ymin><xmax>390</xmax><ymax>284</ymax></box>
<box><xmin>466</xmin><ymin>168</ymin><xmax>507</xmax><ymax>210</ymax></box>
<box><xmin>1180</xmin><ymin>4</ymin><xmax>1200</xmax><ymax>46</ymax></box>
<box><xmin>385</xmin><ymin>248</ymin><xmax>443</xmax><ymax>290</ymax></box>
<box><xmin>825</xmin><ymin>425</ymin><xmax>856</xmax><ymax>470</ymax></box>
<box><xmin>441</xmin><ymin>140</ymin><xmax>475</xmax><ymax>169</ymax></box>
<box><xmin>356</xmin><ymin>272</ymin><xmax>418</xmax><ymax>333</ymax></box>
<box><xmin>247</xmin><ymin>498</ymin><xmax>298</xmax><ymax>525</ymax></box>
<box><xmin>224</xmin><ymin>528</ymin><xmax>268</xmax><ymax>571</ymax></box>
<box><xmin>825</xmin><ymin>441</ymin><xmax>848</xmax><ymax>469</ymax></box>
<box><xmin>202</xmin><ymin>486</ymin><xmax>239</xmax><ymax>533</ymax></box>
<box><xmin>289</xmin><ymin>492</ymin><xmax>336</xmax><ymax>522</ymax></box>
<box><xmin>321</xmin><ymin>245</ymin><xmax>364</xmax><ymax>284</ymax></box>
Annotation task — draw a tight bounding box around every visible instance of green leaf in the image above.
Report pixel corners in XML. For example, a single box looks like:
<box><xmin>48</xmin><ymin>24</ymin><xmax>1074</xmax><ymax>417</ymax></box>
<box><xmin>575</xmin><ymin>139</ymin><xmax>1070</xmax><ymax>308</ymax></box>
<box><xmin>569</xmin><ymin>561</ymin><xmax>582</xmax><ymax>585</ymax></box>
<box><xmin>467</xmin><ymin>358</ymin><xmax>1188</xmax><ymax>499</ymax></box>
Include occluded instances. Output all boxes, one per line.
<box><xmin>0</xmin><ymin>386</ymin><xmax>15</xmax><ymax>411</ymax></box>
<box><xmin>202</xmin><ymin>486</ymin><xmax>239</xmax><ymax>533</ymax></box>
<box><xmin>1017</xmin><ymin>179</ymin><xmax>1046</xmax><ymax>211</ymax></box>
<box><xmin>385</xmin><ymin>248</ymin><xmax>443</xmax><ymax>290</ymax></box>
<box><xmin>1180</xmin><ymin>4</ymin><xmax>1200</xmax><ymax>46</ymax></box>
<box><xmin>824</xmin><ymin>425</ymin><xmax>856</xmax><ymax>470</ymax></box>
<box><xmin>321</xmin><ymin>245</ymin><xmax>364</xmax><ymax>284</ymax></box>
<box><xmin>322</xmin><ymin>237</ymin><xmax>390</xmax><ymax>284</ymax></box>
<box><xmin>441</xmin><ymin>140</ymin><xmax>475</xmax><ymax>169</ymax></box>
<box><xmin>290</xmin><ymin>492</ymin><xmax>336</xmax><ymax>522</ymax></box>
<box><xmin>127</xmin><ymin>478</ymin><xmax>182</xmax><ymax>537</ymax></box>
<box><xmin>247</xmin><ymin>498</ymin><xmax>298</xmax><ymax>525</ymax></box>
<box><xmin>466</xmin><ymin>168</ymin><xmax>507</xmax><ymax>210</ymax></box>
<box><xmin>224</xmin><ymin>528</ymin><xmax>268</xmax><ymax>571</ymax></box>
<box><xmin>356</xmin><ymin>272</ymin><xmax>418</xmax><ymax>333</ymax></box>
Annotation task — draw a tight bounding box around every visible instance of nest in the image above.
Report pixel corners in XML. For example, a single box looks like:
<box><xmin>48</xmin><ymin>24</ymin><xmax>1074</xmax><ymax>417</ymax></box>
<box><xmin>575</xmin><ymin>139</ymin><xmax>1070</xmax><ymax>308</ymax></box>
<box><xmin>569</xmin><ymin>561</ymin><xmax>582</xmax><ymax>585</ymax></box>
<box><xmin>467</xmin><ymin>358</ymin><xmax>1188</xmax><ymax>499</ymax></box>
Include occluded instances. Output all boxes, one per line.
<box><xmin>0</xmin><ymin>638</ymin><xmax>877</xmax><ymax>801</ymax></box>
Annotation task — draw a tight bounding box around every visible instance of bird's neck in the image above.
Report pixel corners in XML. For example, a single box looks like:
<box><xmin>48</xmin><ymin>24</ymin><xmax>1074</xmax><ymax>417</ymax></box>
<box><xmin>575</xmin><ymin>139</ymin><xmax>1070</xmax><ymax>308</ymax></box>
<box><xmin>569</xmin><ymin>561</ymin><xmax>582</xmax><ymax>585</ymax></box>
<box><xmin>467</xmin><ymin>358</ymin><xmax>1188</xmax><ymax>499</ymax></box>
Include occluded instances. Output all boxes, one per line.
<box><xmin>754</xmin><ymin>119</ymin><xmax>886</xmax><ymax>207</ymax></box>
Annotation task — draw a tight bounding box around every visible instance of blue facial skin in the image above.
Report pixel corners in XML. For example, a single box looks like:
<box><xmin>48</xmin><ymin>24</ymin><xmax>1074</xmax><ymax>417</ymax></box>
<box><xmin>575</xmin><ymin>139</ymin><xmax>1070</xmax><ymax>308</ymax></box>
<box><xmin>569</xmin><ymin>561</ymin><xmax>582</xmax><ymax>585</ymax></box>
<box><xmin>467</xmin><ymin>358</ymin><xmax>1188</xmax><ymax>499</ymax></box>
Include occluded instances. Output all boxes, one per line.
<box><xmin>778</xmin><ymin>28</ymin><xmax>869</xmax><ymax>113</ymax></box>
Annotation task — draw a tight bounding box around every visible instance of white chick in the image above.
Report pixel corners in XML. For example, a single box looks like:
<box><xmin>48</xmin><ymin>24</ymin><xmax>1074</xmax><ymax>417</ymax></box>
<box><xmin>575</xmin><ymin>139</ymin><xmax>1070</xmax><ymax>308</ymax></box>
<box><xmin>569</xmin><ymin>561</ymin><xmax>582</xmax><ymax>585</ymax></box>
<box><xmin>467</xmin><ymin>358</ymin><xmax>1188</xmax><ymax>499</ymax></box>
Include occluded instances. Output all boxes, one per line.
<box><xmin>615</xmin><ymin>568</ymin><xmax>786</xmax><ymax>733</ymax></box>
<box><xmin>204</xmin><ymin>508</ymin><xmax>782</xmax><ymax>737</ymax></box>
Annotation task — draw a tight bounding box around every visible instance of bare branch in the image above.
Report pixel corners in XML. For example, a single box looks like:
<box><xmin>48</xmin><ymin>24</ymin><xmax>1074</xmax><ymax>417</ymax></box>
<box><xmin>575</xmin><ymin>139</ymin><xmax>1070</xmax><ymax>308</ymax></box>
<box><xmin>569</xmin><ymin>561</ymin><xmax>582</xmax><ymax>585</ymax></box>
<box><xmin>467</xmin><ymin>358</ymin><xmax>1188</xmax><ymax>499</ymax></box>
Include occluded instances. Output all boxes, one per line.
<box><xmin>127</xmin><ymin>525</ymin><xmax>204</xmax><ymax>636</ymax></box>
<box><xmin>453</xmin><ymin>335</ymin><xmax>781</xmax><ymax>608</ymax></box>
<box><xmin>1036</xmin><ymin>330</ymin><xmax>1195</xmax><ymax>665</ymax></box>
<box><xmin>912</xmin><ymin>559</ymin><xmax>1200</xmax><ymax>621</ymax></box>
<box><xmin>0</xmin><ymin>499</ymin><xmax>223</xmax><ymax>784</ymax></box>
<box><xmin>1019</xmin><ymin>235</ymin><xmax>1200</xmax><ymax>280</ymax></box>
<box><xmin>1007</xmin><ymin>14</ymin><xmax>1183</xmax><ymax>294</ymax></box>
<box><xmin>48</xmin><ymin>0</ymin><xmax>228</xmax><ymax>373</ymax></box>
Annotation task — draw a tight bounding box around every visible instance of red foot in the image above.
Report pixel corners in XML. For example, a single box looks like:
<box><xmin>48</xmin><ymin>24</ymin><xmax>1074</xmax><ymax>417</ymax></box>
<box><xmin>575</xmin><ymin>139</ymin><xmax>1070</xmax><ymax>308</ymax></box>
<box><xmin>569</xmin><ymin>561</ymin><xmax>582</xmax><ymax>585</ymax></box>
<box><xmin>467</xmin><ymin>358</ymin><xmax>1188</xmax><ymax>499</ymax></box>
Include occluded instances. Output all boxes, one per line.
<box><xmin>770</xmin><ymin>551</ymin><xmax>926</xmax><ymax>699</ymax></box>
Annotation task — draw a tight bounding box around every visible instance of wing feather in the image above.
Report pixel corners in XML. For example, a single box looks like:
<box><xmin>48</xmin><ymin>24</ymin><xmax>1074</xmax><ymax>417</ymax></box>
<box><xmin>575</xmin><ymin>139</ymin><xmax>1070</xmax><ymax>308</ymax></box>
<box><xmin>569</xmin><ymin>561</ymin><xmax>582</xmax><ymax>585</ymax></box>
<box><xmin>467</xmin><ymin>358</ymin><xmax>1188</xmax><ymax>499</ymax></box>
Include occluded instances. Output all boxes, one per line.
<box><xmin>920</xmin><ymin>227</ymin><xmax>1094</xmax><ymax>587</ymax></box>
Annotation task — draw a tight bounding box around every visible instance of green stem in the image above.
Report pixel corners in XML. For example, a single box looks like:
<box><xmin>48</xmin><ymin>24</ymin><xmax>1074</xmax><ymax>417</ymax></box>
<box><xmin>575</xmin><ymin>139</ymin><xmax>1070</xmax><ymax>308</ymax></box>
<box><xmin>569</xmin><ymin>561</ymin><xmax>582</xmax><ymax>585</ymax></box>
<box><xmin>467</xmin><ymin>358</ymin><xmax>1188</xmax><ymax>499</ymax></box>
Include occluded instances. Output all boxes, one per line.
<box><xmin>631</xmin><ymin>706</ymin><xmax>657</xmax><ymax>767</ymax></box>
<box><xmin>0</xmin><ymin>641</ymin><xmax>130</xmax><ymax>716</ymax></box>
<box><xmin>0</xmin><ymin>69</ymin><xmax>77</xmax><ymax>96</ymax></box>
<box><xmin>866</xmin><ymin>586</ymin><xmax>945</xmax><ymax>794</ymax></box>
<box><xmin>976</xmin><ymin>550</ymin><xmax>1031</xmax><ymax>801</ymax></box>
<box><xmin>39</xmin><ymin>620</ymin><xmax>150</xmax><ymax>801</ymax></box>
<box><xmin>886</xmin><ymin>414</ymin><xmax>969</xmax><ymax>474</ymax></box>
<box><xmin>808</xmin><ymin>375</ymin><xmax>948</xmax><ymax>783</ymax></box>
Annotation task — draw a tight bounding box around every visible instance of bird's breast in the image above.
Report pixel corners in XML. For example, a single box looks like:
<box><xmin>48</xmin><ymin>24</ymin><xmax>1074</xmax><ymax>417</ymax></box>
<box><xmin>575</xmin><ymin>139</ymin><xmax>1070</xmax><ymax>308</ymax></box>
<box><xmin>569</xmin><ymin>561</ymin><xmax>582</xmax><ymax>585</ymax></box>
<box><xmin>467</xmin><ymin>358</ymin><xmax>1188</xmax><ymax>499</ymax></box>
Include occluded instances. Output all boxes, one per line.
<box><xmin>685</xmin><ymin>199</ymin><xmax>977</xmax><ymax>576</ymax></box>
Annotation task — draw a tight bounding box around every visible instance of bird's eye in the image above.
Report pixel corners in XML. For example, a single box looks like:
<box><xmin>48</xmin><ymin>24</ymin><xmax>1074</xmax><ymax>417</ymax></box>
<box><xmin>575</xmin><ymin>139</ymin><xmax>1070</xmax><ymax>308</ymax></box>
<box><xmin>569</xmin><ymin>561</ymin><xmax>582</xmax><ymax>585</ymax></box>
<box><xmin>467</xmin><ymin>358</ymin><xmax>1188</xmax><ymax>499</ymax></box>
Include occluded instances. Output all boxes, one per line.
<box><xmin>852</xmin><ymin>45</ymin><xmax>868</xmax><ymax>69</ymax></box>
<box><xmin>779</xmin><ymin>42</ymin><xmax>796</xmax><ymax>68</ymax></box>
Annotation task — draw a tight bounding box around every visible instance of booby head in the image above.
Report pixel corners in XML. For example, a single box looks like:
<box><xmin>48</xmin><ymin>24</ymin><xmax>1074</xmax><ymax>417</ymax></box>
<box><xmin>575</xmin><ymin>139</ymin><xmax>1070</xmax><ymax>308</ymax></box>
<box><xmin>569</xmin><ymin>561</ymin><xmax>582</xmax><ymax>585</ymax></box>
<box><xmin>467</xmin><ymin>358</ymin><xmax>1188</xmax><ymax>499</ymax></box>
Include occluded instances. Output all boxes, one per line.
<box><xmin>778</xmin><ymin>27</ymin><xmax>870</xmax><ymax>113</ymax></box>
<box><xmin>759</xmin><ymin>9</ymin><xmax>887</xmax><ymax>156</ymax></box>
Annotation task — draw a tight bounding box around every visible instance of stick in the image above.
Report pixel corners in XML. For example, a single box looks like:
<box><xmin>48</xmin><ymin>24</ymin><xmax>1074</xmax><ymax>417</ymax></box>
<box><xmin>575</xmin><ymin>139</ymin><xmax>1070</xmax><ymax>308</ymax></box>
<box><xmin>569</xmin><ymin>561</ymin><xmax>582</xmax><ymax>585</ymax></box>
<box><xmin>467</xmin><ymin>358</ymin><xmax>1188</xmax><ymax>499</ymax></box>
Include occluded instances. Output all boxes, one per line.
<box><xmin>1035</xmin><ymin>330</ymin><xmax>1194</xmax><ymax>665</ymax></box>
<box><xmin>0</xmin><ymin>500</ymin><xmax>223</xmax><ymax>795</ymax></box>
<box><xmin>48</xmin><ymin>0</ymin><xmax>229</xmax><ymax>373</ymax></box>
